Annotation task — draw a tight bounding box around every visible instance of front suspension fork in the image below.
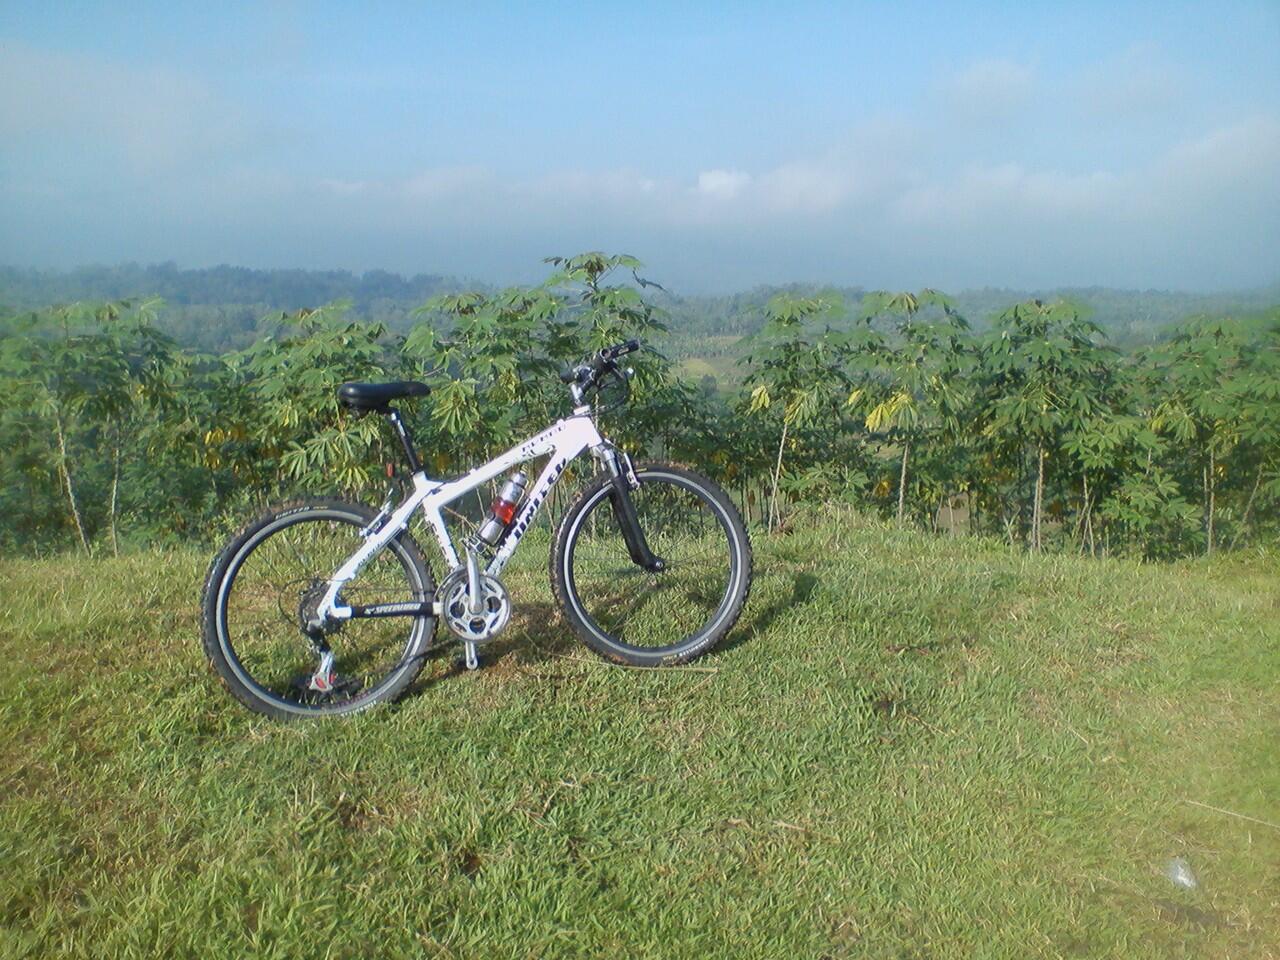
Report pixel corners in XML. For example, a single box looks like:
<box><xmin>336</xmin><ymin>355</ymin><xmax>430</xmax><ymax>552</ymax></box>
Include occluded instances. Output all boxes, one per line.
<box><xmin>606</xmin><ymin>453</ymin><xmax>665</xmax><ymax>572</ymax></box>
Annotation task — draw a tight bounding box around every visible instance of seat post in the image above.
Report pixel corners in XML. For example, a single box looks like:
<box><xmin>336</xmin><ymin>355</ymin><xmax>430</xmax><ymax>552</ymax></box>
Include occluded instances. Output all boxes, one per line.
<box><xmin>385</xmin><ymin>408</ymin><xmax>423</xmax><ymax>474</ymax></box>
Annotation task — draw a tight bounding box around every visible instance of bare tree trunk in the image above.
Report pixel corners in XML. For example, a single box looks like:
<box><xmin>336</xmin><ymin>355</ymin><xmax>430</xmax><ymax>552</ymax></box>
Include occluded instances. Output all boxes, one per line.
<box><xmin>1228</xmin><ymin>462</ymin><xmax>1265</xmax><ymax>550</ymax></box>
<box><xmin>1031</xmin><ymin>446</ymin><xmax>1045</xmax><ymax>552</ymax></box>
<box><xmin>897</xmin><ymin>440</ymin><xmax>910</xmax><ymax>525</ymax></box>
<box><xmin>1077</xmin><ymin>472</ymin><xmax>1096</xmax><ymax>557</ymax></box>
<box><xmin>54</xmin><ymin>408</ymin><xmax>91</xmax><ymax>555</ymax></box>
<box><xmin>1072</xmin><ymin>476</ymin><xmax>1086</xmax><ymax>546</ymax></box>
<box><xmin>1201</xmin><ymin>462</ymin><xmax>1208</xmax><ymax>542</ymax></box>
<box><xmin>1206</xmin><ymin>448</ymin><xmax>1215</xmax><ymax>557</ymax></box>
<box><xmin>767</xmin><ymin>420</ymin><xmax>788</xmax><ymax>533</ymax></box>
<box><xmin>110</xmin><ymin>441</ymin><xmax>121</xmax><ymax>558</ymax></box>
<box><xmin>1084</xmin><ymin>472</ymin><xmax>1096</xmax><ymax>558</ymax></box>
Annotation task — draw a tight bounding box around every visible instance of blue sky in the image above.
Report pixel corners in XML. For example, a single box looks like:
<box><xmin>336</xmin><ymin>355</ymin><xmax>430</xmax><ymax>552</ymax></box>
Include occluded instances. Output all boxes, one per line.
<box><xmin>1</xmin><ymin>1</ymin><xmax>1277</xmax><ymax>292</ymax></box>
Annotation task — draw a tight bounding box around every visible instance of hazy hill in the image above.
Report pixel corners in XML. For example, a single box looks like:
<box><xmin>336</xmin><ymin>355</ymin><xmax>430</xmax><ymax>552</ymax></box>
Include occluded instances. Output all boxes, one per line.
<box><xmin>2</xmin><ymin>263</ymin><xmax>1277</xmax><ymax>353</ymax></box>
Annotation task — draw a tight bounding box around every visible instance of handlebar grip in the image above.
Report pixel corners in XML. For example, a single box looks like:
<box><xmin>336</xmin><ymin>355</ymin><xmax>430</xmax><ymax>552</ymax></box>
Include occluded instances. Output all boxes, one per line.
<box><xmin>559</xmin><ymin>341</ymin><xmax>640</xmax><ymax>392</ymax></box>
<box><xmin>602</xmin><ymin>339</ymin><xmax>640</xmax><ymax>360</ymax></box>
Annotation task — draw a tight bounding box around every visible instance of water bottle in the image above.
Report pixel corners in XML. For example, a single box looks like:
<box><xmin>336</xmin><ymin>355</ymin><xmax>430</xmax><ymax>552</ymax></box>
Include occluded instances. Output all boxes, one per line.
<box><xmin>477</xmin><ymin>471</ymin><xmax>528</xmax><ymax>545</ymax></box>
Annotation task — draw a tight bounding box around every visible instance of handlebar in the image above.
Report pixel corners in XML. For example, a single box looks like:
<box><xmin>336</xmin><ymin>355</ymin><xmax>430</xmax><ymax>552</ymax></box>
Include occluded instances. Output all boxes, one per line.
<box><xmin>601</xmin><ymin>339</ymin><xmax>640</xmax><ymax>361</ymax></box>
<box><xmin>558</xmin><ymin>339</ymin><xmax>640</xmax><ymax>396</ymax></box>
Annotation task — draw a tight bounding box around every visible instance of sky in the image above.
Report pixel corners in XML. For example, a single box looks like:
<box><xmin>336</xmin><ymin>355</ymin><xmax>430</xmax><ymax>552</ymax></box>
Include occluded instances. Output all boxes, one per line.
<box><xmin>1</xmin><ymin>1</ymin><xmax>1278</xmax><ymax>293</ymax></box>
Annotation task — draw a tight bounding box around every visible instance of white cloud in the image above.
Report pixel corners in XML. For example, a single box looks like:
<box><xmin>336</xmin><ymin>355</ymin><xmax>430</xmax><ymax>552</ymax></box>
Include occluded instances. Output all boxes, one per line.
<box><xmin>1155</xmin><ymin>115</ymin><xmax>1280</xmax><ymax>187</ymax></box>
<box><xmin>892</xmin><ymin>117</ymin><xmax>1280</xmax><ymax>230</ymax></box>
<box><xmin>757</xmin><ymin>162</ymin><xmax>853</xmax><ymax>215</ymax></box>
<box><xmin>0</xmin><ymin>38</ymin><xmax>1276</xmax><ymax>292</ymax></box>
<box><xmin>530</xmin><ymin>168</ymin><xmax>666</xmax><ymax>202</ymax></box>
<box><xmin>945</xmin><ymin>59</ymin><xmax>1035</xmax><ymax>120</ymax></box>
<box><xmin>895</xmin><ymin>164</ymin><xmax>1121</xmax><ymax>222</ymax></box>
<box><xmin>1076</xmin><ymin>44</ymin><xmax>1183</xmax><ymax>120</ymax></box>
<box><xmin>403</xmin><ymin>166</ymin><xmax>490</xmax><ymax>199</ymax></box>
<box><xmin>0</xmin><ymin>42</ymin><xmax>252</xmax><ymax>175</ymax></box>
<box><xmin>695</xmin><ymin>169</ymin><xmax>751</xmax><ymax>200</ymax></box>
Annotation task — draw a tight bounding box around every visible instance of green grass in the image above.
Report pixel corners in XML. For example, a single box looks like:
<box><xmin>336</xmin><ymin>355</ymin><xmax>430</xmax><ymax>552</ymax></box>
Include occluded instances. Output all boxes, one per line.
<box><xmin>2</xmin><ymin>510</ymin><xmax>1277</xmax><ymax>959</ymax></box>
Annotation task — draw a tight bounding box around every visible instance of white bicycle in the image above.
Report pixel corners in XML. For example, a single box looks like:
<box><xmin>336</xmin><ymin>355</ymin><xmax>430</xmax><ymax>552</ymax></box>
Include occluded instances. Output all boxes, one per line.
<box><xmin>201</xmin><ymin>340</ymin><xmax>752</xmax><ymax>719</ymax></box>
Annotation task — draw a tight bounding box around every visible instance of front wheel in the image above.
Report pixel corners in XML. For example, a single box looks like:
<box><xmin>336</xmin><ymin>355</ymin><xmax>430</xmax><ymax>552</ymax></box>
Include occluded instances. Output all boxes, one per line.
<box><xmin>551</xmin><ymin>462</ymin><xmax>752</xmax><ymax>667</ymax></box>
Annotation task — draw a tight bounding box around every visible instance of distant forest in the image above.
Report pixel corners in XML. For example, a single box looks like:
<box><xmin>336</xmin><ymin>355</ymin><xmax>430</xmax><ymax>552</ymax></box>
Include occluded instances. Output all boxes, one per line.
<box><xmin>3</xmin><ymin>263</ymin><xmax>1277</xmax><ymax>357</ymax></box>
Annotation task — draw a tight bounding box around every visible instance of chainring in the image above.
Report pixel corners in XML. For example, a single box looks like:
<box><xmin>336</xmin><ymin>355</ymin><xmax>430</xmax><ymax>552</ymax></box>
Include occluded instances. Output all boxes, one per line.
<box><xmin>438</xmin><ymin>569</ymin><xmax>511</xmax><ymax>644</ymax></box>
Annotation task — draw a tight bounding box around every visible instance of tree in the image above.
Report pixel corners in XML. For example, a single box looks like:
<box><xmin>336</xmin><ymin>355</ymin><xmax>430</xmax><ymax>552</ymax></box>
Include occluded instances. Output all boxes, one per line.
<box><xmin>742</xmin><ymin>294</ymin><xmax>853</xmax><ymax>531</ymax></box>
<box><xmin>403</xmin><ymin>253</ymin><xmax>679</xmax><ymax>481</ymax></box>
<box><xmin>1149</xmin><ymin>313</ymin><xmax>1280</xmax><ymax>554</ymax></box>
<box><xmin>224</xmin><ymin>303</ymin><xmax>400</xmax><ymax>497</ymax></box>
<box><xmin>977</xmin><ymin>300</ymin><xmax>1114</xmax><ymax>551</ymax></box>
<box><xmin>0</xmin><ymin>300</ymin><xmax>180</xmax><ymax>554</ymax></box>
<box><xmin>847</xmin><ymin>291</ymin><xmax>972</xmax><ymax>526</ymax></box>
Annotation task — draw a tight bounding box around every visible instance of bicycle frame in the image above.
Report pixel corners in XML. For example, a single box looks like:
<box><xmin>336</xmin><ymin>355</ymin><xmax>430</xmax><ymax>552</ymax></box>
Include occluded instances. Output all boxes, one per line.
<box><xmin>317</xmin><ymin>409</ymin><xmax>609</xmax><ymax>625</ymax></box>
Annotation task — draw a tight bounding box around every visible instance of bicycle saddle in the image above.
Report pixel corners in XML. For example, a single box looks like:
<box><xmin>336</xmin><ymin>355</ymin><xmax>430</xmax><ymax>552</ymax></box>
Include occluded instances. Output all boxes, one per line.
<box><xmin>337</xmin><ymin>380</ymin><xmax>430</xmax><ymax>413</ymax></box>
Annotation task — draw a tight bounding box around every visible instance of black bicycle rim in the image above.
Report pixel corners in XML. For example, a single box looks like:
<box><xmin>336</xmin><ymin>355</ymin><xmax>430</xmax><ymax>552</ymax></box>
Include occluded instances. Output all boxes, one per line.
<box><xmin>563</xmin><ymin>471</ymin><xmax>741</xmax><ymax>655</ymax></box>
<box><xmin>215</xmin><ymin>509</ymin><xmax>429</xmax><ymax>714</ymax></box>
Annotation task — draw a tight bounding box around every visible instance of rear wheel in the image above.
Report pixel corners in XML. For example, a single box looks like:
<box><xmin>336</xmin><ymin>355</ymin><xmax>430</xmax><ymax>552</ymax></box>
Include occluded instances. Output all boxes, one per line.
<box><xmin>551</xmin><ymin>462</ymin><xmax>752</xmax><ymax>667</ymax></box>
<box><xmin>201</xmin><ymin>498</ymin><xmax>437</xmax><ymax>720</ymax></box>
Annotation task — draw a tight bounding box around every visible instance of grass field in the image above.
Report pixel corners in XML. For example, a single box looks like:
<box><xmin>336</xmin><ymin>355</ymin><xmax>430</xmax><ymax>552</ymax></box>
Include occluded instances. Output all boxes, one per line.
<box><xmin>2</xmin><ymin>509</ymin><xmax>1277</xmax><ymax>958</ymax></box>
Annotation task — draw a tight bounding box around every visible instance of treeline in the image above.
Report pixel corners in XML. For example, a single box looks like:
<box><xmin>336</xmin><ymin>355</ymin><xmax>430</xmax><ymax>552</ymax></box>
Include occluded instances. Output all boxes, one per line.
<box><xmin>0</xmin><ymin>263</ymin><xmax>466</xmax><ymax>311</ymax></box>
<box><xmin>5</xmin><ymin>262</ymin><xmax>1279</xmax><ymax>356</ymax></box>
<box><xmin>0</xmin><ymin>264</ymin><xmax>471</xmax><ymax>354</ymax></box>
<box><xmin>1</xmin><ymin>253</ymin><xmax>1276</xmax><ymax>559</ymax></box>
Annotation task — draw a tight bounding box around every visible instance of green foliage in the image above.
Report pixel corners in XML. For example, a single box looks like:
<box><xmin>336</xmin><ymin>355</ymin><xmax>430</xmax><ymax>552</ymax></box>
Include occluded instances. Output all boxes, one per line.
<box><xmin>848</xmin><ymin>290</ymin><xmax>974</xmax><ymax>523</ymax></box>
<box><xmin>982</xmin><ymin>300</ymin><xmax>1108</xmax><ymax>437</ymax></box>
<box><xmin>971</xmin><ymin>300</ymin><xmax>1117</xmax><ymax>549</ymax></box>
<box><xmin>1144</xmin><ymin>314</ymin><xmax>1280</xmax><ymax>552</ymax></box>
<box><xmin>0</xmin><ymin>259</ymin><xmax>1277</xmax><ymax>560</ymax></box>
<box><xmin>402</xmin><ymin>254</ymin><xmax>682</xmax><ymax>475</ymax></box>
<box><xmin>0</xmin><ymin>300</ymin><xmax>185</xmax><ymax>553</ymax></box>
<box><xmin>744</xmin><ymin>293</ymin><xmax>848</xmax><ymax>427</ymax></box>
<box><xmin>235</xmin><ymin>303</ymin><xmax>398</xmax><ymax>494</ymax></box>
<box><xmin>740</xmin><ymin>293</ymin><xmax>863</xmax><ymax>529</ymax></box>
<box><xmin>1099</xmin><ymin>467</ymin><xmax>1203</xmax><ymax>559</ymax></box>
<box><xmin>6</xmin><ymin>262</ymin><xmax>1279</xmax><ymax>356</ymax></box>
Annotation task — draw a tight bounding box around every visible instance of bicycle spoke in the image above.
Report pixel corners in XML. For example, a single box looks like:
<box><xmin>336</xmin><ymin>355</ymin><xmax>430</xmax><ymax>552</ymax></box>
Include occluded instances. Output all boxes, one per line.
<box><xmin>217</xmin><ymin>508</ymin><xmax>426</xmax><ymax>712</ymax></box>
<box><xmin>567</xmin><ymin>473</ymin><xmax>736</xmax><ymax>650</ymax></box>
